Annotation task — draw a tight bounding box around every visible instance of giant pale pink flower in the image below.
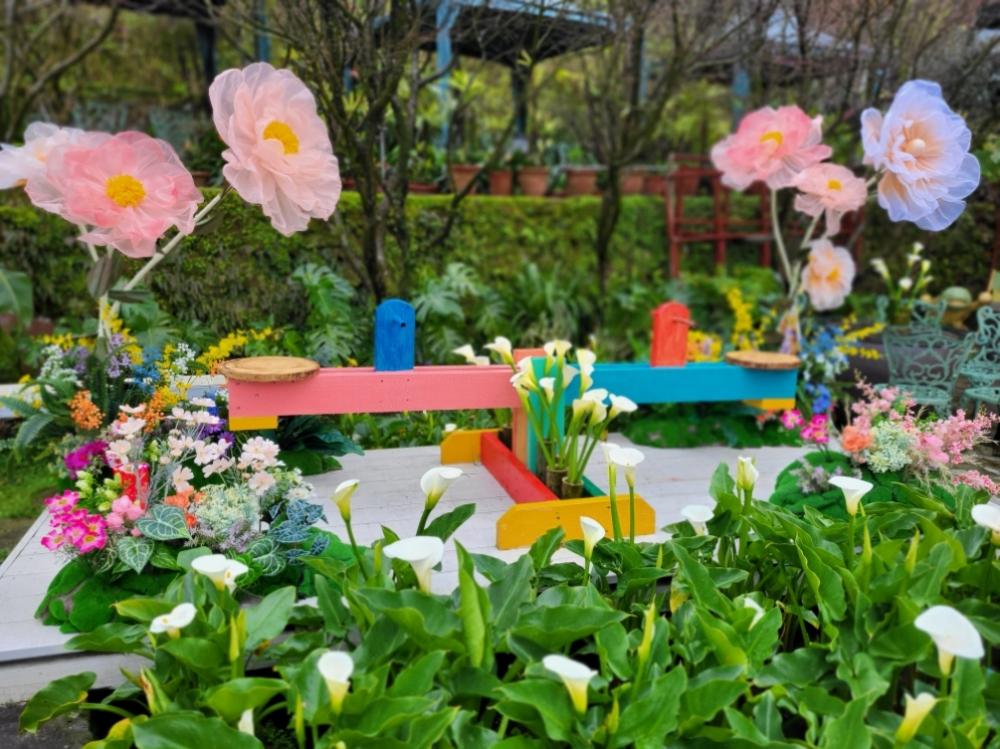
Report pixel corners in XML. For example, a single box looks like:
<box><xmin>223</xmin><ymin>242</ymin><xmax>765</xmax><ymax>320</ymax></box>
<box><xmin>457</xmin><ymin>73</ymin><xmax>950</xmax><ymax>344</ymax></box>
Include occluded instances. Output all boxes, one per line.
<box><xmin>0</xmin><ymin>122</ymin><xmax>90</xmax><ymax>190</ymax></box>
<box><xmin>792</xmin><ymin>163</ymin><xmax>867</xmax><ymax>236</ymax></box>
<box><xmin>800</xmin><ymin>238</ymin><xmax>855</xmax><ymax>311</ymax></box>
<box><xmin>710</xmin><ymin>106</ymin><xmax>832</xmax><ymax>190</ymax></box>
<box><xmin>27</xmin><ymin>131</ymin><xmax>202</xmax><ymax>258</ymax></box>
<box><xmin>209</xmin><ymin>63</ymin><xmax>341</xmax><ymax>235</ymax></box>
<box><xmin>861</xmin><ymin>80</ymin><xmax>980</xmax><ymax>231</ymax></box>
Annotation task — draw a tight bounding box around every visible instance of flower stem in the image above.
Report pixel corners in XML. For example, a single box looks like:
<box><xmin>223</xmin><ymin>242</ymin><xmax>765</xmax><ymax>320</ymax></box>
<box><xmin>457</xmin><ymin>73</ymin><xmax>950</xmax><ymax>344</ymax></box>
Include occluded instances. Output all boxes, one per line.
<box><xmin>628</xmin><ymin>482</ymin><xmax>637</xmax><ymax>543</ymax></box>
<box><xmin>80</xmin><ymin>703</ymin><xmax>133</xmax><ymax>720</ymax></box>
<box><xmin>416</xmin><ymin>506</ymin><xmax>431</xmax><ymax>535</ymax></box>
<box><xmin>344</xmin><ymin>520</ymin><xmax>366</xmax><ymax>575</ymax></box>
<box><xmin>770</xmin><ymin>188</ymin><xmax>794</xmax><ymax>290</ymax></box>
<box><xmin>608</xmin><ymin>465</ymin><xmax>622</xmax><ymax>542</ymax></box>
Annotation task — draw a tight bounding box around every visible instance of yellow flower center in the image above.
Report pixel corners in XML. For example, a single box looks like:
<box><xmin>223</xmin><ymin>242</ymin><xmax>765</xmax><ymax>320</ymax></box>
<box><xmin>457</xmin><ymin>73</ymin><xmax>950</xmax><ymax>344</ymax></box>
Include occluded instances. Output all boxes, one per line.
<box><xmin>905</xmin><ymin>137</ymin><xmax>926</xmax><ymax>154</ymax></box>
<box><xmin>826</xmin><ymin>178</ymin><xmax>842</xmax><ymax>191</ymax></box>
<box><xmin>105</xmin><ymin>174</ymin><xmax>146</xmax><ymax>208</ymax></box>
<box><xmin>759</xmin><ymin>130</ymin><xmax>783</xmax><ymax>146</ymax></box>
<box><xmin>263</xmin><ymin>120</ymin><xmax>300</xmax><ymax>155</ymax></box>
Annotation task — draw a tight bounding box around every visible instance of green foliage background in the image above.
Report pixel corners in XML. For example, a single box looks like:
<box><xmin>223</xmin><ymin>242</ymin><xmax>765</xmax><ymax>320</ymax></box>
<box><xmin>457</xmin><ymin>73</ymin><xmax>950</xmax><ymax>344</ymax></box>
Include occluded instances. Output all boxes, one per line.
<box><xmin>0</xmin><ymin>189</ymin><xmax>994</xmax><ymax>332</ymax></box>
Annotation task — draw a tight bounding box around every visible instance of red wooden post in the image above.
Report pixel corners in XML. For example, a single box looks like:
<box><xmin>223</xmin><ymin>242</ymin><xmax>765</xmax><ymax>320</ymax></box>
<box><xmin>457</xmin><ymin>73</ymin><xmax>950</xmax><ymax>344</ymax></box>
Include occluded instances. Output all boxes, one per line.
<box><xmin>650</xmin><ymin>302</ymin><xmax>692</xmax><ymax>367</ymax></box>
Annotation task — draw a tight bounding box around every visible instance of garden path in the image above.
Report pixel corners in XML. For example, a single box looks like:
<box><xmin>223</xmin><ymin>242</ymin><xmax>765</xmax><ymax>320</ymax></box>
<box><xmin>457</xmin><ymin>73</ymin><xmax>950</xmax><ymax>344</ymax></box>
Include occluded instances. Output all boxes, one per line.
<box><xmin>0</xmin><ymin>437</ymin><xmax>809</xmax><ymax>702</ymax></box>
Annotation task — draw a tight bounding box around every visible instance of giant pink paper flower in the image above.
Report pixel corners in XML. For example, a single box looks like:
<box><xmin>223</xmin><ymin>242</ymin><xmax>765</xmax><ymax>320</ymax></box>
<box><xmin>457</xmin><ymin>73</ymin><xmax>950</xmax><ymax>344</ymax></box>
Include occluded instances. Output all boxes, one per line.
<box><xmin>0</xmin><ymin>122</ymin><xmax>89</xmax><ymax>190</ymax></box>
<box><xmin>793</xmin><ymin>163</ymin><xmax>867</xmax><ymax>236</ymax></box>
<box><xmin>209</xmin><ymin>63</ymin><xmax>341</xmax><ymax>236</ymax></box>
<box><xmin>861</xmin><ymin>80</ymin><xmax>980</xmax><ymax>231</ymax></box>
<box><xmin>27</xmin><ymin>131</ymin><xmax>202</xmax><ymax>258</ymax></box>
<box><xmin>800</xmin><ymin>238</ymin><xmax>855</xmax><ymax>311</ymax></box>
<box><xmin>710</xmin><ymin>106</ymin><xmax>831</xmax><ymax>190</ymax></box>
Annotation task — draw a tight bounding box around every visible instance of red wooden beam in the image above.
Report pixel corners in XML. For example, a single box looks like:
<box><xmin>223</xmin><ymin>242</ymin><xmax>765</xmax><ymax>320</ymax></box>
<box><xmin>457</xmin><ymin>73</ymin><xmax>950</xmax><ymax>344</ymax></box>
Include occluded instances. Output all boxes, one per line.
<box><xmin>480</xmin><ymin>431</ymin><xmax>555</xmax><ymax>504</ymax></box>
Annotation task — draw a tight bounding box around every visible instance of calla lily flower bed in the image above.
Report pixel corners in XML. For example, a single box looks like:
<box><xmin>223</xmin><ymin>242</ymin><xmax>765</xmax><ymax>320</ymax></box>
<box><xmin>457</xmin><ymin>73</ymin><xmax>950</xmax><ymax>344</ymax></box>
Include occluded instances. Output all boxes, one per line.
<box><xmin>19</xmin><ymin>458</ymin><xmax>1000</xmax><ymax>748</ymax></box>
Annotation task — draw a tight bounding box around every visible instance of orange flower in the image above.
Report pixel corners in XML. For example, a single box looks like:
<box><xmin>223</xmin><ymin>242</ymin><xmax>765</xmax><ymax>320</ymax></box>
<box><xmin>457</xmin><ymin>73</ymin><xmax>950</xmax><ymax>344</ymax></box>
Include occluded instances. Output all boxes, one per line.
<box><xmin>70</xmin><ymin>390</ymin><xmax>104</xmax><ymax>431</ymax></box>
<box><xmin>164</xmin><ymin>490</ymin><xmax>191</xmax><ymax>511</ymax></box>
<box><xmin>841</xmin><ymin>425</ymin><xmax>872</xmax><ymax>453</ymax></box>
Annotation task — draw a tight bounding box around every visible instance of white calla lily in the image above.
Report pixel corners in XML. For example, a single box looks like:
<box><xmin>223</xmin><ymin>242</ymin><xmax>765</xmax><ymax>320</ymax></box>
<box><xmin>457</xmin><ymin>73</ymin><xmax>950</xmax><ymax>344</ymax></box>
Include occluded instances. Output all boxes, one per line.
<box><xmin>608</xmin><ymin>446</ymin><xmax>644</xmax><ymax>486</ymax></box>
<box><xmin>472</xmin><ymin>355</ymin><xmax>490</xmax><ymax>366</ymax></box>
<box><xmin>829</xmin><ymin>476</ymin><xmax>873</xmax><ymax>517</ymax></box>
<box><xmin>608</xmin><ymin>394</ymin><xmax>637</xmax><ymax>419</ymax></box>
<box><xmin>452</xmin><ymin>344</ymin><xmax>478</xmax><ymax>364</ymax></box>
<box><xmin>576</xmin><ymin>348</ymin><xmax>597</xmax><ymax>371</ymax></box>
<box><xmin>383</xmin><ymin>536</ymin><xmax>445</xmax><ymax>593</ymax></box>
<box><xmin>971</xmin><ymin>503</ymin><xmax>1000</xmax><ymax>546</ymax></box>
<box><xmin>589</xmin><ymin>401</ymin><xmax>608</xmax><ymax>424</ymax></box>
<box><xmin>149</xmin><ymin>602</ymin><xmax>197</xmax><ymax>638</ymax></box>
<box><xmin>735</xmin><ymin>456</ymin><xmax>759</xmax><ymax>494</ymax></box>
<box><xmin>191</xmin><ymin>554</ymin><xmax>249</xmax><ymax>592</ymax></box>
<box><xmin>562</xmin><ymin>364</ymin><xmax>579</xmax><ymax>387</ymax></box>
<box><xmin>538</xmin><ymin>377</ymin><xmax>556</xmax><ymax>399</ymax></box>
<box><xmin>332</xmin><ymin>479</ymin><xmax>360</xmax><ymax>522</ymax></box>
<box><xmin>544</xmin><ymin>339</ymin><xmax>573</xmax><ymax>359</ymax></box>
<box><xmin>543</xmin><ymin>654</ymin><xmax>596</xmax><ymax>715</ymax></box>
<box><xmin>914</xmin><ymin>605</ymin><xmax>984</xmax><ymax>675</ymax></box>
<box><xmin>238</xmin><ymin>708</ymin><xmax>254</xmax><ymax>736</ymax></box>
<box><xmin>895</xmin><ymin>692</ymin><xmax>937</xmax><ymax>744</ymax></box>
<box><xmin>317</xmin><ymin>650</ymin><xmax>353</xmax><ymax>714</ymax></box>
<box><xmin>484</xmin><ymin>336</ymin><xmax>514</xmax><ymax>365</ymax></box>
<box><xmin>742</xmin><ymin>597</ymin><xmax>765</xmax><ymax>628</ymax></box>
<box><xmin>572</xmin><ymin>398</ymin><xmax>595</xmax><ymax>419</ymax></box>
<box><xmin>681</xmin><ymin>504</ymin><xmax>714</xmax><ymax>536</ymax></box>
<box><xmin>582</xmin><ymin>388</ymin><xmax>608</xmax><ymax>404</ymax></box>
<box><xmin>580</xmin><ymin>516</ymin><xmax>605</xmax><ymax>560</ymax></box>
<box><xmin>420</xmin><ymin>466</ymin><xmax>463</xmax><ymax>510</ymax></box>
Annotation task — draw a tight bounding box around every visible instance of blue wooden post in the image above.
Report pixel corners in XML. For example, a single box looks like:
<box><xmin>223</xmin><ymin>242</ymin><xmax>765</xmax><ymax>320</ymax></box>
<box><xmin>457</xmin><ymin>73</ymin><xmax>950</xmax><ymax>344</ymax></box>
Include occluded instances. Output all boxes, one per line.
<box><xmin>436</xmin><ymin>0</ymin><xmax>458</xmax><ymax>148</ymax></box>
<box><xmin>374</xmin><ymin>299</ymin><xmax>415</xmax><ymax>371</ymax></box>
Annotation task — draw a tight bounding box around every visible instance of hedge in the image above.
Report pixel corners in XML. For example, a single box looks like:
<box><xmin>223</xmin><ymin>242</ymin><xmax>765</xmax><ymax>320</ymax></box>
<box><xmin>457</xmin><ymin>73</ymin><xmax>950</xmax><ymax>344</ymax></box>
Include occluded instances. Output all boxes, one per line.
<box><xmin>0</xmin><ymin>188</ymin><xmax>994</xmax><ymax>332</ymax></box>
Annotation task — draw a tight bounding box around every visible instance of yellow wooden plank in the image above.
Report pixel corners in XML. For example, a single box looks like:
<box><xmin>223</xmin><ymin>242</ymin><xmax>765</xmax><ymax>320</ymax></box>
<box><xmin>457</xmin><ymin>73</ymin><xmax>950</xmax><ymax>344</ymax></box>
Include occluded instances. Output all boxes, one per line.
<box><xmin>229</xmin><ymin>415</ymin><xmax>279</xmax><ymax>431</ymax></box>
<box><xmin>496</xmin><ymin>494</ymin><xmax>655</xmax><ymax>550</ymax></box>
<box><xmin>743</xmin><ymin>398</ymin><xmax>796</xmax><ymax>412</ymax></box>
<box><xmin>440</xmin><ymin>428</ymin><xmax>499</xmax><ymax>464</ymax></box>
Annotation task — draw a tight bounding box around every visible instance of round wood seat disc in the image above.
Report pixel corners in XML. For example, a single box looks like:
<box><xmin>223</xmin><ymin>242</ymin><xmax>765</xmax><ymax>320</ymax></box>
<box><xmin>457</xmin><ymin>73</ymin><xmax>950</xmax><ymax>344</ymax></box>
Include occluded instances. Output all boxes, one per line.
<box><xmin>217</xmin><ymin>356</ymin><xmax>320</xmax><ymax>382</ymax></box>
<box><xmin>724</xmin><ymin>350</ymin><xmax>800</xmax><ymax>370</ymax></box>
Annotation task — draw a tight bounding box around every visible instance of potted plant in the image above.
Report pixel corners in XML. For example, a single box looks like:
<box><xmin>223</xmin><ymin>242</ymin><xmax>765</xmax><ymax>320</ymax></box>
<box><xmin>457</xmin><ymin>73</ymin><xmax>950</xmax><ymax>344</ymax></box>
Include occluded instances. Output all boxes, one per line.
<box><xmin>562</xmin><ymin>146</ymin><xmax>602</xmax><ymax>196</ymax></box>
<box><xmin>619</xmin><ymin>166</ymin><xmax>645</xmax><ymax>194</ymax></box>
<box><xmin>449</xmin><ymin>143</ymin><xmax>485</xmax><ymax>194</ymax></box>
<box><xmin>512</xmin><ymin>151</ymin><xmax>551</xmax><ymax>197</ymax></box>
<box><xmin>489</xmin><ymin>160</ymin><xmax>513</xmax><ymax>195</ymax></box>
<box><xmin>643</xmin><ymin>166</ymin><xmax>668</xmax><ymax>195</ymax></box>
<box><xmin>396</xmin><ymin>143</ymin><xmax>444</xmax><ymax>194</ymax></box>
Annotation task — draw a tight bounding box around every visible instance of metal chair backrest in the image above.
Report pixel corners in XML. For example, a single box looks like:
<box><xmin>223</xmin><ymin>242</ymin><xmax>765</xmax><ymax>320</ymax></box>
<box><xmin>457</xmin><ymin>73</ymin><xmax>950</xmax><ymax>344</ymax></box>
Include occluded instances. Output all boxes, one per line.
<box><xmin>909</xmin><ymin>298</ymin><xmax>947</xmax><ymax>329</ymax></box>
<box><xmin>966</xmin><ymin>305</ymin><xmax>1000</xmax><ymax>371</ymax></box>
<box><xmin>884</xmin><ymin>329</ymin><xmax>973</xmax><ymax>391</ymax></box>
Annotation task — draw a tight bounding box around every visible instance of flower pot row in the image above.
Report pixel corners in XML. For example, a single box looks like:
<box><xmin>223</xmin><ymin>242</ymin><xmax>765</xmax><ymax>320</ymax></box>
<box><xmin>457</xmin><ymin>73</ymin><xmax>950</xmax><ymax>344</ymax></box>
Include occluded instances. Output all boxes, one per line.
<box><xmin>449</xmin><ymin>164</ymin><xmax>668</xmax><ymax>197</ymax></box>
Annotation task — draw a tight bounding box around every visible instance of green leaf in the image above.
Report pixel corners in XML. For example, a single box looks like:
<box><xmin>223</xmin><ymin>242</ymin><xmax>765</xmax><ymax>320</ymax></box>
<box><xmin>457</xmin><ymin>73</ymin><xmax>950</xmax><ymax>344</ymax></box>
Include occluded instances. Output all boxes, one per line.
<box><xmin>107</xmin><ymin>288</ymin><xmax>151</xmax><ymax>305</ymax></box>
<box><xmin>358</xmin><ymin>588</ymin><xmax>464</xmax><ymax>651</ymax></box>
<box><xmin>404</xmin><ymin>706</ymin><xmax>460</xmax><ymax>749</ymax></box>
<box><xmin>497</xmin><ymin>679</ymin><xmax>573</xmax><ymax>742</ymax></box>
<box><xmin>204</xmin><ymin>677</ymin><xmax>288</xmax><ymax>723</ymax></box>
<box><xmin>135</xmin><ymin>505</ymin><xmax>191</xmax><ymax>541</ymax></box>
<box><xmin>595</xmin><ymin>622</ymin><xmax>632</xmax><ymax>679</ymax></box>
<box><xmin>795</xmin><ymin>541</ymin><xmax>846</xmax><ymax>630</ymax></box>
<box><xmin>19</xmin><ymin>671</ymin><xmax>95</xmax><ymax>732</ymax></box>
<box><xmin>116</xmin><ymin>536</ymin><xmax>154</xmax><ymax>575</ymax></box>
<box><xmin>755</xmin><ymin>648</ymin><xmax>828</xmax><ymax>688</ymax></box>
<box><xmin>488</xmin><ymin>555</ymin><xmax>533</xmax><ymax>633</ymax></box>
<box><xmin>131</xmin><ymin>711</ymin><xmax>263</xmax><ymax>748</ymax></box>
<box><xmin>67</xmin><ymin>623</ymin><xmax>147</xmax><ymax>653</ymax></box>
<box><xmin>0</xmin><ymin>266</ymin><xmax>33</xmax><ymax>323</ymax></box>
<box><xmin>683</xmin><ymin>676</ymin><xmax>746</xmax><ymax>724</ymax></box>
<box><xmin>247</xmin><ymin>537</ymin><xmax>286</xmax><ymax>577</ymax></box>
<box><xmin>612</xmin><ymin>666</ymin><xmax>686</xmax><ymax>747</ymax></box>
<box><xmin>112</xmin><ymin>597</ymin><xmax>175</xmax><ymax>623</ymax></box>
<box><xmin>670</xmin><ymin>542</ymin><xmax>732</xmax><ymax>616</ymax></box>
<box><xmin>528</xmin><ymin>527</ymin><xmax>564</xmax><ymax>571</ymax></box>
<box><xmin>820</xmin><ymin>699</ymin><xmax>870</xmax><ymax>749</ymax></box>
<box><xmin>159</xmin><ymin>638</ymin><xmax>224</xmax><ymax>671</ymax></box>
<box><xmin>86</xmin><ymin>253</ymin><xmax>121</xmax><ymax>300</ymax></box>
<box><xmin>423</xmin><ymin>503</ymin><xmax>476</xmax><ymax>541</ymax></box>
<box><xmin>388</xmin><ymin>651</ymin><xmax>447</xmax><ymax>697</ymax></box>
<box><xmin>456</xmin><ymin>542</ymin><xmax>491</xmax><ymax>667</ymax></box>
<box><xmin>245</xmin><ymin>586</ymin><xmax>296</xmax><ymax>651</ymax></box>
<box><xmin>16</xmin><ymin>412</ymin><xmax>55</xmax><ymax>451</ymax></box>
<box><xmin>176</xmin><ymin>547</ymin><xmax>211</xmax><ymax>570</ymax></box>
<box><xmin>511</xmin><ymin>604</ymin><xmax>626</xmax><ymax>650</ymax></box>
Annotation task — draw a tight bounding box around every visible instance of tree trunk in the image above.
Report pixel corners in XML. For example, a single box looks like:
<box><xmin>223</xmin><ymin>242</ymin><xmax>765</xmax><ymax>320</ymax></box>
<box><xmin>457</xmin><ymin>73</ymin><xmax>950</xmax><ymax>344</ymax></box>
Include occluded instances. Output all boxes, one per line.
<box><xmin>594</xmin><ymin>163</ymin><xmax>623</xmax><ymax>308</ymax></box>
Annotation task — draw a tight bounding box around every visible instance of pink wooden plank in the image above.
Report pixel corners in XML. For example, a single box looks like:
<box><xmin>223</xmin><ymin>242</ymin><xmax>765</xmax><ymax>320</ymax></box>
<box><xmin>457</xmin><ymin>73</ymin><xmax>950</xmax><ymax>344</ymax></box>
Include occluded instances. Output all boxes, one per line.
<box><xmin>227</xmin><ymin>365</ymin><xmax>521</xmax><ymax>418</ymax></box>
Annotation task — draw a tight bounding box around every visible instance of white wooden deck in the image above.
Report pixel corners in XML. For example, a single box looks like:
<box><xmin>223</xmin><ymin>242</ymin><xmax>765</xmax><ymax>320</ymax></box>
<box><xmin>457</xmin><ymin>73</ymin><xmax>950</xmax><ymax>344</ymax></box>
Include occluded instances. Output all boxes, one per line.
<box><xmin>0</xmin><ymin>437</ymin><xmax>808</xmax><ymax>702</ymax></box>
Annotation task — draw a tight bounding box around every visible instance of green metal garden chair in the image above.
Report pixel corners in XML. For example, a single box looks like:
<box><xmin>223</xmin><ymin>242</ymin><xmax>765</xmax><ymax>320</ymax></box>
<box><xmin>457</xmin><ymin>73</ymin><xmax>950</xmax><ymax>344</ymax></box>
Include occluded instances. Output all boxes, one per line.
<box><xmin>874</xmin><ymin>296</ymin><xmax>946</xmax><ymax>329</ymax></box>
<box><xmin>960</xmin><ymin>306</ymin><xmax>1000</xmax><ymax>413</ymax></box>
<box><xmin>880</xmin><ymin>329</ymin><xmax>974</xmax><ymax>414</ymax></box>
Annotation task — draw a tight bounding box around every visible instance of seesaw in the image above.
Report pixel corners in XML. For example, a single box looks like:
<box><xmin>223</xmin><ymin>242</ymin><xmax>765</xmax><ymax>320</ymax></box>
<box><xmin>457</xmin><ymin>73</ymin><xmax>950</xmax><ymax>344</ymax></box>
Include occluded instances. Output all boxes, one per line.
<box><xmin>220</xmin><ymin>300</ymin><xmax>798</xmax><ymax>548</ymax></box>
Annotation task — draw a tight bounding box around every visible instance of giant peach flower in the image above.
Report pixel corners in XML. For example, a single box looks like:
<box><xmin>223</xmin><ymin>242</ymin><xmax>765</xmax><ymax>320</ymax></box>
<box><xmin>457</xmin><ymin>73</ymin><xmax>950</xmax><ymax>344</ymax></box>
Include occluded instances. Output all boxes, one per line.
<box><xmin>792</xmin><ymin>163</ymin><xmax>867</xmax><ymax>236</ymax></box>
<box><xmin>209</xmin><ymin>63</ymin><xmax>341</xmax><ymax>236</ymax></box>
<box><xmin>800</xmin><ymin>239</ymin><xmax>855</xmax><ymax>311</ymax></box>
<box><xmin>710</xmin><ymin>105</ymin><xmax>831</xmax><ymax>190</ymax></box>
<box><xmin>0</xmin><ymin>122</ymin><xmax>89</xmax><ymax>190</ymax></box>
<box><xmin>27</xmin><ymin>131</ymin><xmax>202</xmax><ymax>258</ymax></box>
<box><xmin>861</xmin><ymin>80</ymin><xmax>980</xmax><ymax>231</ymax></box>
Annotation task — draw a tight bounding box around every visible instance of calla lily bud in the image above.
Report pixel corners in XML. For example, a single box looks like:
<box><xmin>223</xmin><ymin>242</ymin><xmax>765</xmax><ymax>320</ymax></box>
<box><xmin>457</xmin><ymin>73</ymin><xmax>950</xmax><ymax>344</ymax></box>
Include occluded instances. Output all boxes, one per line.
<box><xmin>914</xmin><ymin>605</ymin><xmax>984</xmax><ymax>676</ymax></box>
<box><xmin>544</xmin><ymin>339</ymin><xmax>573</xmax><ymax>361</ymax></box>
<box><xmin>742</xmin><ymin>597</ymin><xmax>765</xmax><ymax>628</ymax></box>
<box><xmin>317</xmin><ymin>650</ymin><xmax>353</xmax><ymax>714</ymax></box>
<box><xmin>636</xmin><ymin>600</ymin><xmax>656</xmax><ymax>668</ymax></box>
<box><xmin>420</xmin><ymin>466</ymin><xmax>462</xmax><ymax>511</ymax></box>
<box><xmin>572</xmin><ymin>398</ymin><xmax>595</xmax><ymax>419</ymax></box>
<box><xmin>538</xmin><ymin>377</ymin><xmax>556</xmax><ymax>400</ymax></box>
<box><xmin>829</xmin><ymin>476</ymin><xmax>873</xmax><ymax>517</ymax></box>
<box><xmin>543</xmin><ymin>654</ymin><xmax>596</xmax><ymax>715</ymax></box>
<box><xmin>332</xmin><ymin>479</ymin><xmax>359</xmax><ymax>522</ymax></box>
<box><xmin>576</xmin><ymin>348</ymin><xmax>597</xmax><ymax>372</ymax></box>
<box><xmin>895</xmin><ymin>692</ymin><xmax>937</xmax><ymax>744</ymax></box>
<box><xmin>669</xmin><ymin>586</ymin><xmax>688</xmax><ymax>613</ymax></box>
<box><xmin>383</xmin><ymin>536</ymin><xmax>445</xmax><ymax>593</ymax></box>
<box><xmin>735</xmin><ymin>456</ymin><xmax>758</xmax><ymax>494</ymax></box>
<box><xmin>580</xmin><ymin>515</ymin><xmax>605</xmax><ymax>560</ymax></box>
<box><xmin>238</xmin><ymin>708</ymin><xmax>255</xmax><ymax>736</ymax></box>
<box><xmin>149</xmin><ymin>602</ymin><xmax>196</xmax><ymax>639</ymax></box>
<box><xmin>452</xmin><ymin>344</ymin><xmax>478</xmax><ymax>364</ymax></box>
<box><xmin>608</xmin><ymin>394</ymin><xmax>637</xmax><ymax>420</ymax></box>
<box><xmin>871</xmin><ymin>258</ymin><xmax>890</xmax><ymax>279</ymax></box>
<box><xmin>191</xmin><ymin>554</ymin><xmax>249</xmax><ymax>592</ymax></box>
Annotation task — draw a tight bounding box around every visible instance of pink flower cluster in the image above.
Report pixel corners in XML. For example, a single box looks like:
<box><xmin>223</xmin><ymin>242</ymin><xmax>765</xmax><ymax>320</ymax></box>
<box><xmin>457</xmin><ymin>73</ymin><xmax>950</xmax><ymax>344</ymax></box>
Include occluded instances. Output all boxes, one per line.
<box><xmin>953</xmin><ymin>470</ymin><xmax>1000</xmax><ymax>496</ymax></box>
<box><xmin>40</xmin><ymin>491</ymin><xmax>109</xmax><ymax>554</ymax></box>
<box><xmin>779</xmin><ymin>409</ymin><xmax>830</xmax><ymax>445</ymax></box>
<box><xmin>105</xmin><ymin>496</ymin><xmax>146</xmax><ymax>534</ymax></box>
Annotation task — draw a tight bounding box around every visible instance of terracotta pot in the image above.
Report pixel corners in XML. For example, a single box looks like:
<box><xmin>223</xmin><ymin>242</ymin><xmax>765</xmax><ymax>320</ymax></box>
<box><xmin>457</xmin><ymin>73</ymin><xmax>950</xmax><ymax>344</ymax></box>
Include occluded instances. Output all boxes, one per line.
<box><xmin>619</xmin><ymin>169</ymin><xmax>645</xmax><ymax>194</ymax></box>
<box><xmin>517</xmin><ymin>166</ymin><xmax>550</xmax><ymax>196</ymax></box>
<box><xmin>190</xmin><ymin>170</ymin><xmax>212</xmax><ymax>187</ymax></box>
<box><xmin>561</xmin><ymin>479</ymin><xmax>584</xmax><ymax>499</ymax></box>
<box><xmin>564</xmin><ymin>166</ymin><xmax>601</xmax><ymax>196</ymax></box>
<box><xmin>643</xmin><ymin>173</ymin><xmax>668</xmax><ymax>195</ymax></box>
<box><xmin>450</xmin><ymin>164</ymin><xmax>480</xmax><ymax>194</ymax></box>
<box><xmin>545</xmin><ymin>467</ymin><xmax>568</xmax><ymax>497</ymax></box>
<box><xmin>489</xmin><ymin>169</ymin><xmax>513</xmax><ymax>195</ymax></box>
<box><xmin>408</xmin><ymin>181</ymin><xmax>437</xmax><ymax>194</ymax></box>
